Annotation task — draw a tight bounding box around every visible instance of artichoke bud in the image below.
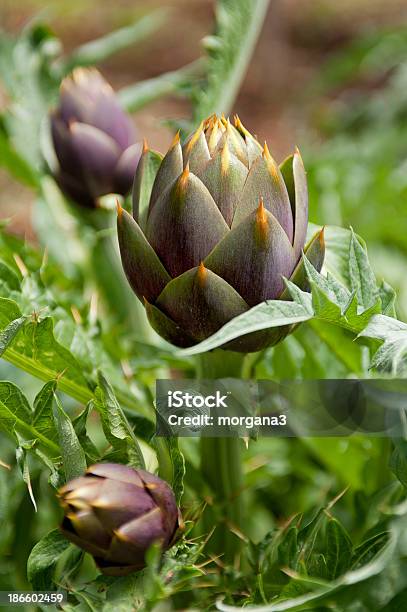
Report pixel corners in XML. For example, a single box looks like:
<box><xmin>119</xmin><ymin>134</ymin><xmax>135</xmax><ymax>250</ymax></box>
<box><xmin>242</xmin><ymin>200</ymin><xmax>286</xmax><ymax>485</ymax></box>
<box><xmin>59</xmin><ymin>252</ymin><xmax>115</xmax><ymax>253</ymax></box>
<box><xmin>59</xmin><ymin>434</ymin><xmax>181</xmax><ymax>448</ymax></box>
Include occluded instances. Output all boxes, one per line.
<box><xmin>118</xmin><ymin>114</ymin><xmax>326</xmax><ymax>352</ymax></box>
<box><xmin>50</xmin><ymin>68</ymin><xmax>141</xmax><ymax>208</ymax></box>
<box><xmin>58</xmin><ymin>463</ymin><xmax>183</xmax><ymax>576</ymax></box>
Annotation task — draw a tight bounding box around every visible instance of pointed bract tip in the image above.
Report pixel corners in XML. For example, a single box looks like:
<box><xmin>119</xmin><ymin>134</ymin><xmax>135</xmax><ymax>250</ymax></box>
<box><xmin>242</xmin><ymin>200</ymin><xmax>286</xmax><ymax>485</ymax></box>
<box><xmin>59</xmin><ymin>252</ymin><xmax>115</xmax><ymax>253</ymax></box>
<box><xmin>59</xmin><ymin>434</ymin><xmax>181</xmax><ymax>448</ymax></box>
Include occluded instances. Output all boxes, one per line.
<box><xmin>197</xmin><ymin>262</ymin><xmax>207</xmax><ymax>285</ymax></box>
<box><xmin>204</xmin><ymin>114</ymin><xmax>217</xmax><ymax>131</ymax></box>
<box><xmin>262</xmin><ymin>141</ymin><xmax>272</xmax><ymax>160</ymax></box>
<box><xmin>221</xmin><ymin>141</ymin><xmax>230</xmax><ymax>175</ymax></box>
<box><xmin>263</xmin><ymin>142</ymin><xmax>280</xmax><ymax>180</ymax></box>
<box><xmin>255</xmin><ymin>197</ymin><xmax>269</xmax><ymax>242</ymax></box>
<box><xmin>142</xmin><ymin>138</ymin><xmax>149</xmax><ymax>154</ymax></box>
<box><xmin>208</xmin><ymin>119</ymin><xmax>220</xmax><ymax>151</ymax></box>
<box><xmin>234</xmin><ymin>114</ymin><xmax>243</xmax><ymax>129</ymax></box>
<box><xmin>72</xmin><ymin>66</ymin><xmax>98</xmax><ymax>82</ymax></box>
<box><xmin>185</xmin><ymin>122</ymin><xmax>203</xmax><ymax>153</ymax></box>
<box><xmin>294</xmin><ymin>146</ymin><xmax>304</xmax><ymax>164</ymax></box>
<box><xmin>204</xmin><ymin>113</ymin><xmax>216</xmax><ymax>124</ymax></box>
<box><xmin>257</xmin><ymin>196</ymin><xmax>266</xmax><ymax>216</ymax></box>
<box><xmin>178</xmin><ymin>163</ymin><xmax>190</xmax><ymax>190</ymax></box>
<box><xmin>225</xmin><ymin>116</ymin><xmax>233</xmax><ymax>130</ymax></box>
<box><xmin>319</xmin><ymin>225</ymin><xmax>326</xmax><ymax>246</ymax></box>
<box><xmin>170</xmin><ymin>130</ymin><xmax>181</xmax><ymax>149</ymax></box>
<box><xmin>116</xmin><ymin>199</ymin><xmax>123</xmax><ymax>220</ymax></box>
<box><xmin>68</xmin><ymin>119</ymin><xmax>77</xmax><ymax>132</ymax></box>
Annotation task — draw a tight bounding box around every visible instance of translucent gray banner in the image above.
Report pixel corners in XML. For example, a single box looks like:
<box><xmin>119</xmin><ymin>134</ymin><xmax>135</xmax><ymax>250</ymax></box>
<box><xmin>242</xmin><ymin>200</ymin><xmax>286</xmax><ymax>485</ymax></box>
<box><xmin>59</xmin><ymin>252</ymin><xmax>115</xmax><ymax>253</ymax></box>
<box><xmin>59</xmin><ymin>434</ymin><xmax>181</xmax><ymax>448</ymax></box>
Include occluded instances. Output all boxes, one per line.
<box><xmin>155</xmin><ymin>379</ymin><xmax>407</xmax><ymax>437</ymax></box>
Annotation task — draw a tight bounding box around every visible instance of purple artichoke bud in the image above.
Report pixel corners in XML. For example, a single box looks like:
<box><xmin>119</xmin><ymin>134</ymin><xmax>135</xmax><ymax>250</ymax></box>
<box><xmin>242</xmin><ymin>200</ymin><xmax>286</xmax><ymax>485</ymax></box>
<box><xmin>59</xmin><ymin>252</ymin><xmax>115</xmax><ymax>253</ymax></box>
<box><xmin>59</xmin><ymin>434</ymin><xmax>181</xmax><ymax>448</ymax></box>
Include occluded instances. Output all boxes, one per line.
<box><xmin>51</xmin><ymin>69</ymin><xmax>141</xmax><ymax>208</ymax></box>
<box><xmin>58</xmin><ymin>463</ymin><xmax>183</xmax><ymax>576</ymax></box>
<box><xmin>117</xmin><ymin>115</ymin><xmax>325</xmax><ymax>352</ymax></box>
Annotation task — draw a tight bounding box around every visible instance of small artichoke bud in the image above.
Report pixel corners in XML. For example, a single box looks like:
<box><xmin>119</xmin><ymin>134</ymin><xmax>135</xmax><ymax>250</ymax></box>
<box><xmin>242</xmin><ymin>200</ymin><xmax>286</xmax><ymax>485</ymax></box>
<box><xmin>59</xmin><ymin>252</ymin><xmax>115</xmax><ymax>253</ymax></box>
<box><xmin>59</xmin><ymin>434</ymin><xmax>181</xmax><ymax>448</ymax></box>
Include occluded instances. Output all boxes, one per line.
<box><xmin>50</xmin><ymin>68</ymin><xmax>141</xmax><ymax>208</ymax></box>
<box><xmin>58</xmin><ymin>463</ymin><xmax>183</xmax><ymax>576</ymax></box>
<box><xmin>117</xmin><ymin>114</ymin><xmax>326</xmax><ymax>352</ymax></box>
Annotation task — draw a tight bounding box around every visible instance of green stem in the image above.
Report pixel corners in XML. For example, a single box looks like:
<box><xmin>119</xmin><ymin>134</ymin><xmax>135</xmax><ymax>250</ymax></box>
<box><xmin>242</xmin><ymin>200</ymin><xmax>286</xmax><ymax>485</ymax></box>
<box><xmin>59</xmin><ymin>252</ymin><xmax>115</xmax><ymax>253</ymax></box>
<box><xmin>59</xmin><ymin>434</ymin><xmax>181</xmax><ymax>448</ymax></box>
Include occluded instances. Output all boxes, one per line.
<box><xmin>195</xmin><ymin>0</ymin><xmax>270</xmax><ymax>121</ymax></box>
<box><xmin>118</xmin><ymin>59</ymin><xmax>205</xmax><ymax>113</ymax></box>
<box><xmin>197</xmin><ymin>350</ymin><xmax>249</xmax><ymax>562</ymax></box>
<box><xmin>82</xmin><ymin>209</ymin><xmax>152</xmax><ymax>342</ymax></box>
<box><xmin>214</xmin><ymin>0</ymin><xmax>270</xmax><ymax>117</ymax></box>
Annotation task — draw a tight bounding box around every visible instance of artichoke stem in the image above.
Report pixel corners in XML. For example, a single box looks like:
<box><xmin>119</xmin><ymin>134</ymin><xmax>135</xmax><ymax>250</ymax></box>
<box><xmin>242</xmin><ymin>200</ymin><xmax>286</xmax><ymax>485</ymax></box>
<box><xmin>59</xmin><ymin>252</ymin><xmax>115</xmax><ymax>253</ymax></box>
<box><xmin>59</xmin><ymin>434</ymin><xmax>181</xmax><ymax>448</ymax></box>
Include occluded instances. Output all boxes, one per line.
<box><xmin>197</xmin><ymin>350</ymin><xmax>249</xmax><ymax>564</ymax></box>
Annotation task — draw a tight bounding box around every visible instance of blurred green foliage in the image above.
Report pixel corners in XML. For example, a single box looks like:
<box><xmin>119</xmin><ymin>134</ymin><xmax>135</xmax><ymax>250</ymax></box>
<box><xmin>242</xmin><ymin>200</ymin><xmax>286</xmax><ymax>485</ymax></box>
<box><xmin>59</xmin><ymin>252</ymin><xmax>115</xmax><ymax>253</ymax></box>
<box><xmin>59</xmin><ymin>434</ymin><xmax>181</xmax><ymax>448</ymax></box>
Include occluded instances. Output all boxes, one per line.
<box><xmin>306</xmin><ymin>26</ymin><xmax>407</xmax><ymax>317</ymax></box>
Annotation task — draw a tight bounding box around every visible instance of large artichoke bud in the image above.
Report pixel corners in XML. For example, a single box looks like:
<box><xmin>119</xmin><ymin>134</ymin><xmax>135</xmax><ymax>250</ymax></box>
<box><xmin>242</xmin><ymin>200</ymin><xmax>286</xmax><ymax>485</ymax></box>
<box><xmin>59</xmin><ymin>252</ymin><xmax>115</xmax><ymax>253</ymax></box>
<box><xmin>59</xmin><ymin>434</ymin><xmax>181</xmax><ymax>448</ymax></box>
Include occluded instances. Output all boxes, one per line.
<box><xmin>58</xmin><ymin>463</ymin><xmax>182</xmax><ymax>576</ymax></box>
<box><xmin>51</xmin><ymin>68</ymin><xmax>140</xmax><ymax>208</ymax></box>
<box><xmin>117</xmin><ymin>114</ymin><xmax>325</xmax><ymax>352</ymax></box>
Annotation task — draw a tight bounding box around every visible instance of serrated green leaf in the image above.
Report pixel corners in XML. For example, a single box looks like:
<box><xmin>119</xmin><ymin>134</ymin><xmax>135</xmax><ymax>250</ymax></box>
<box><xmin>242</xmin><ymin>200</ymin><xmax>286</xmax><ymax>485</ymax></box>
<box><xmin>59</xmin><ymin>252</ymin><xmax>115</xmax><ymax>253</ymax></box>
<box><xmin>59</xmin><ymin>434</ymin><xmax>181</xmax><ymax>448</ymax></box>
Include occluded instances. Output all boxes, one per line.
<box><xmin>379</xmin><ymin>280</ymin><xmax>397</xmax><ymax>317</ymax></box>
<box><xmin>27</xmin><ymin>529</ymin><xmax>71</xmax><ymax>590</ymax></box>
<box><xmin>283</xmin><ymin>279</ymin><xmax>313</xmax><ymax>311</ymax></box>
<box><xmin>351</xmin><ymin>532</ymin><xmax>390</xmax><ymax>570</ymax></box>
<box><xmin>303</xmin><ymin>254</ymin><xmax>350</xmax><ymax>310</ymax></box>
<box><xmin>15</xmin><ymin>439</ymin><xmax>37</xmax><ymax>512</ymax></box>
<box><xmin>0</xmin><ymin>311</ymin><xmax>28</xmax><ymax>358</ymax></box>
<box><xmin>53</xmin><ymin>394</ymin><xmax>87</xmax><ymax>481</ymax></box>
<box><xmin>359</xmin><ymin>315</ymin><xmax>407</xmax><ymax>374</ymax></box>
<box><xmin>95</xmin><ymin>372</ymin><xmax>145</xmax><ymax>469</ymax></box>
<box><xmin>34</xmin><ymin>448</ymin><xmax>63</xmax><ymax>489</ymax></box>
<box><xmin>309</xmin><ymin>319</ymin><xmax>365</xmax><ymax>374</ymax></box>
<box><xmin>389</xmin><ymin>440</ymin><xmax>407</xmax><ymax>488</ymax></box>
<box><xmin>297</xmin><ymin>509</ymin><xmax>325</xmax><ymax>565</ymax></box>
<box><xmin>307</xmin><ymin>553</ymin><xmax>328</xmax><ymax>580</ymax></box>
<box><xmin>216</xmin><ymin>521</ymin><xmax>396</xmax><ymax>611</ymax></box>
<box><xmin>177</xmin><ymin>300</ymin><xmax>313</xmax><ymax>356</ymax></box>
<box><xmin>73</xmin><ymin>404</ymin><xmax>100</xmax><ymax>464</ymax></box>
<box><xmin>349</xmin><ymin>229</ymin><xmax>379</xmax><ymax>309</ymax></box>
<box><xmin>0</xmin><ymin>380</ymin><xmax>32</xmax><ymax>421</ymax></box>
<box><xmin>278</xmin><ymin>527</ymin><xmax>299</xmax><ymax>570</ymax></box>
<box><xmin>153</xmin><ymin>431</ymin><xmax>185</xmax><ymax>504</ymax></box>
<box><xmin>0</xmin><ymin>385</ymin><xmax>59</xmax><ymax>456</ymax></box>
<box><xmin>325</xmin><ymin>519</ymin><xmax>353</xmax><ymax>579</ymax></box>
<box><xmin>193</xmin><ymin>0</ymin><xmax>270</xmax><ymax>120</ymax></box>
<box><xmin>32</xmin><ymin>380</ymin><xmax>58</xmax><ymax>442</ymax></box>
<box><xmin>0</xmin><ymin>297</ymin><xmax>93</xmax><ymax>404</ymax></box>
<box><xmin>310</xmin><ymin>281</ymin><xmax>343</xmax><ymax>320</ymax></box>
<box><xmin>307</xmin><ymin>223</ymin><xmax>359</xmax><ymax>287</ymax></box>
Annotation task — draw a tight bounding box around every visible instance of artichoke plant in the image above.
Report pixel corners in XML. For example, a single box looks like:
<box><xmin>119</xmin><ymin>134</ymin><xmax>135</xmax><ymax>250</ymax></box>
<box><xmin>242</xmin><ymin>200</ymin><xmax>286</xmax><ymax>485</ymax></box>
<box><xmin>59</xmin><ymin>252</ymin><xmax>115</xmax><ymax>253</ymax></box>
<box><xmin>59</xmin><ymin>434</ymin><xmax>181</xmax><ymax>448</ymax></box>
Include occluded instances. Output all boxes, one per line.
<box><xmin>58</xmin><ymin>463</ymin><xmax>182</xmax><ymax>575</ymax></box>
<box><xmin>51</xmin><ymin>68</ymin><xmax>140</xmax><ymax>208</ymax></box>
<box><xmin>117</xmin><ymin>114</ymin><xmax>325</xmax><ymax>352</ymax></box>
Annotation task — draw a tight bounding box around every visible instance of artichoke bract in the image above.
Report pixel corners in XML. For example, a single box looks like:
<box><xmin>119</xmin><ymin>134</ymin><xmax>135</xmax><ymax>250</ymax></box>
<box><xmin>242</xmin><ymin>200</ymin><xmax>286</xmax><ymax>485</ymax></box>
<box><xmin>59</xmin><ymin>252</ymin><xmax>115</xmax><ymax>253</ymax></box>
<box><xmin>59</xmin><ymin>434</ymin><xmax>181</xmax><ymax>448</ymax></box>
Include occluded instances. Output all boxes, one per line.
<box><xmin>51</xmin><ymin>68</ymin><xmax>141</xmax><ymax>208</ymax></box>
<box><xmin>58</xmin><ymin>463</ymin><xmax>182</xmax><ymax>576</ymax></box>
<box><xmin>118</xmin><ymin>114</ymin><xmax>325</xmax><ymax>352</ymax></box>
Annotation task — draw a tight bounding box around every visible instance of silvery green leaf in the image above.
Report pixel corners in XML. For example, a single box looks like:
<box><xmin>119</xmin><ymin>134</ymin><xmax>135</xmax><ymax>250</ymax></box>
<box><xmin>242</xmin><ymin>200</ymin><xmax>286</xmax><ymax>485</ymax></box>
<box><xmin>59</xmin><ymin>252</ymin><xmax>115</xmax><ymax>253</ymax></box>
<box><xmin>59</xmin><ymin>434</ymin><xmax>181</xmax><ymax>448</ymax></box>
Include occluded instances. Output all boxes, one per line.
<box><xmin>53</xmin><ymin>394</ymin><xmax>87</xmax><ymax>481</ymax></box>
